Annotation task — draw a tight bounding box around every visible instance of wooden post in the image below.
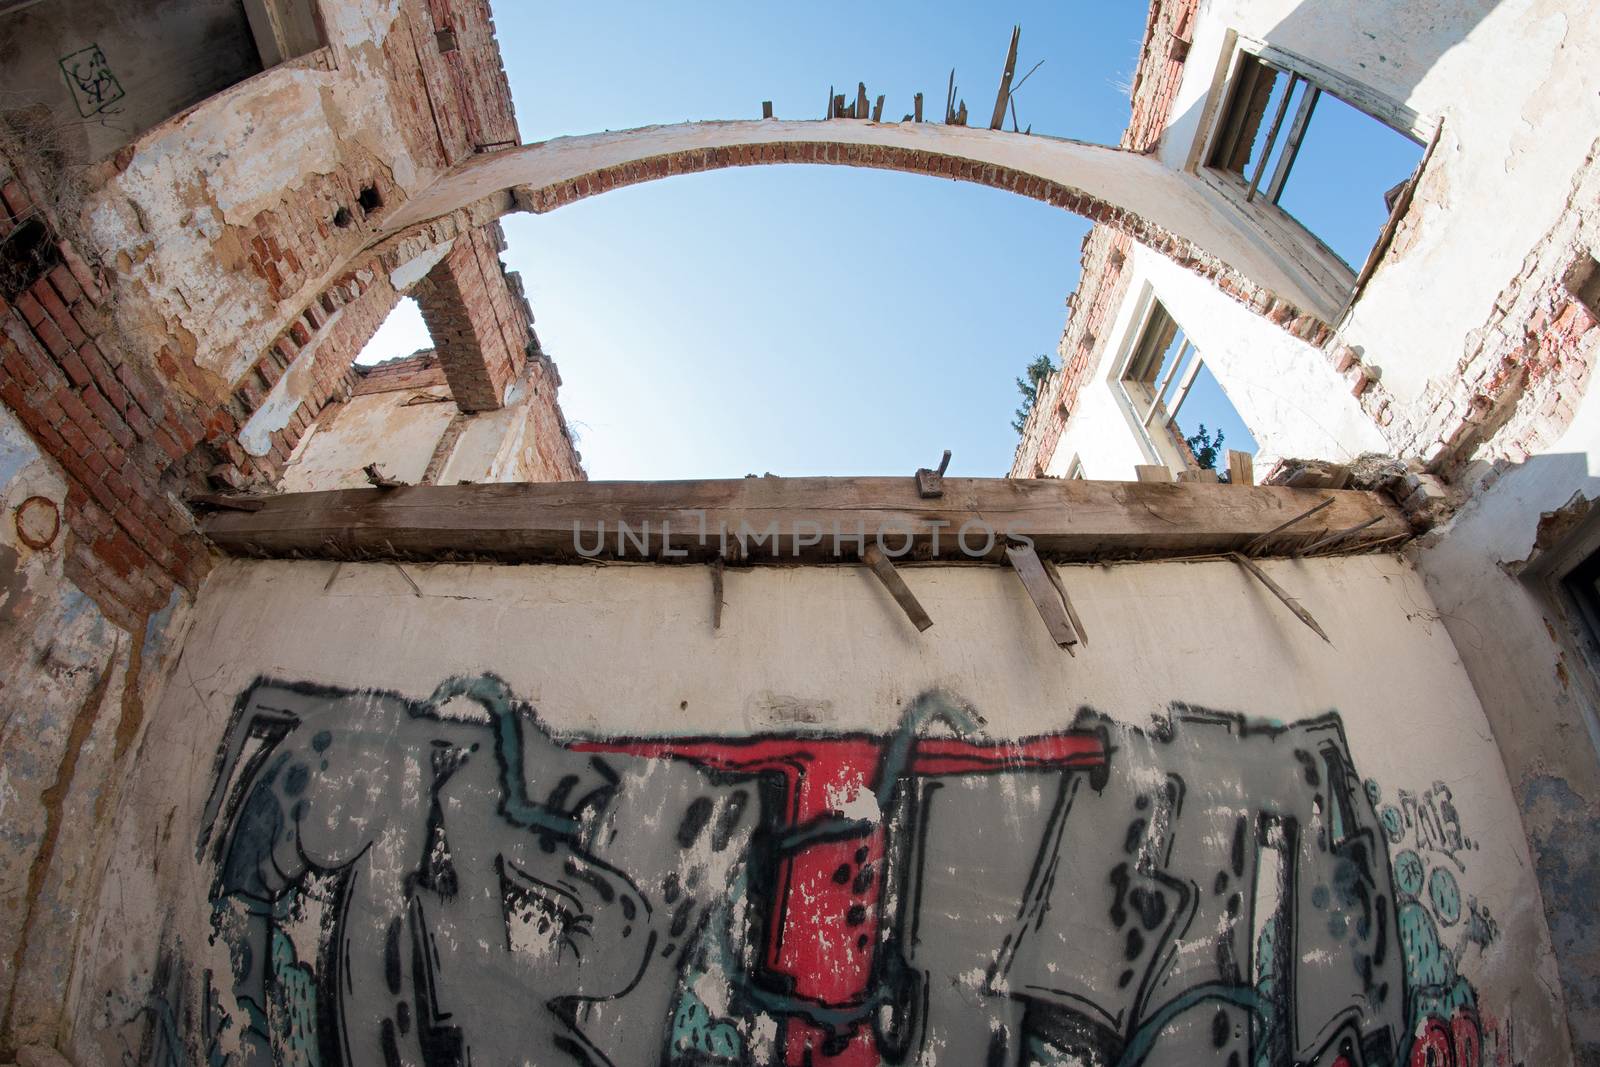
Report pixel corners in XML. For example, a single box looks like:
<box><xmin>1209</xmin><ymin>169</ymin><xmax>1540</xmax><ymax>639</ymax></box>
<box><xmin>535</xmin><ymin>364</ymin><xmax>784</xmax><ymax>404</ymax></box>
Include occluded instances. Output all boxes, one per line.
<box><xmin>990</xmin><ymin>25</ymin><xmax>1021</xmax><ymax>130</ymax></box>
<box><xmin>914</xmin><ymin>92</ymin><xmax>923</xmax><ymax>122</ymax></box>
<box><xmin>762</xmin><ymin>100</ymin><xmax>773</xmax><ymax>119</ymax></box>
<box><xmin>1227</xmin><ymin>450</ymin><xmax>1254</xmax><ymax>486</ymax></box>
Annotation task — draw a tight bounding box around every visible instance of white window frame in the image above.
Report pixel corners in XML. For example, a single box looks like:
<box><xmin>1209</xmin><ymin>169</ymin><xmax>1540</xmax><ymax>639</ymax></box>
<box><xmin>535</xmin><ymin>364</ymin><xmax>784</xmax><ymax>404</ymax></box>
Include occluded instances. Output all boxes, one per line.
<box><xmin>1191</xmin><ymin>35</ymin><xmax>1440</xmax><ymax>317</ymax></box>
<box><xmin>1109</xmin><ymin>287</ymin><xmax>1204</xmax><ymax>474</ymax></box>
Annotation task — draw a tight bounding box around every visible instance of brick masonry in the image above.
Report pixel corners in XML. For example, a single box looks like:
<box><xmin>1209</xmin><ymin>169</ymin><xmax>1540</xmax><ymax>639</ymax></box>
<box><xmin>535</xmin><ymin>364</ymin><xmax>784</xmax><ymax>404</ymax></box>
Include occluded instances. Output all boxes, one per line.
<box><xmin>1011</xmin><ymin>0</ymin><xmax>1200</xmax><ymax>476</ymax></box>
<box><xmin>0</xmin><ymin>0</ymin><xmax>565</xmax><ymax>636</ymax></box>
<box><xmin>415</xmin><ymin>222</ymin><xmax>530</xmax><ymax>411</ymax></box>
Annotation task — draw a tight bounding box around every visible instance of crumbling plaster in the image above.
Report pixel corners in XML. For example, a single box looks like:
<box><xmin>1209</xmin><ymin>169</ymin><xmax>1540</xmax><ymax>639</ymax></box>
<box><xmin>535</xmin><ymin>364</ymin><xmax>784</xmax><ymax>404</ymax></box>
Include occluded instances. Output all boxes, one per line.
<box><xmin>1159</xmin><ymin>0</ymin><xmax>1600</xmax><ymax>408</ymax></box>
<box><xmin>72</xmin><ymin>0</ymin><xmax>442</xmax><ymax>394</ymax></box>
<box><xmin>70</xmin><ymin>552</ymin><xmax>1574</xmax><ymax>1065</ymax></box>
<box><xmin>0</xmin><ymin>405</ymin><xmax>190</xmax><ymax>1054</ymax></box>
<box><xmin>1413</xmin><ymin>377</ymin><xmax>1600</xmax><ymax>1059</ymax></box>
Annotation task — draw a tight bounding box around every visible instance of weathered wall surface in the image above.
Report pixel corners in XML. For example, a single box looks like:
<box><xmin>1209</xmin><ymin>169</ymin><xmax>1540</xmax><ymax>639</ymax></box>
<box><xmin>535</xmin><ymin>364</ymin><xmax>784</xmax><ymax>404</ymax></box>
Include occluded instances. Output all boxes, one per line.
<box><xmin>277</xmin><ymin>348</ymin><xmax>582</xmax><ymax>491</ymax></box>
<box><xmin>1161</xmin><ymin>0</ymin><xmax>1600</xmax><ymax>409</ymax></box>
<box><xmin>1414</xmin><ymin>380</ymin><xmax>1600</xmax><ymax>1060</ymax></box>
<box><xmin>71</xmin><ymin>554</ymin><xmax>1569</xmax><ymax>1066</ymax></box>
<box><xmin>0</xmin><ymin>403</ymin><xmax>190</xmax><ymax>1053</ymax></box>
<box><xmin>0</xmin><ymin>0</ymin><xmax>264</xmax><ymax>165</ymax></box>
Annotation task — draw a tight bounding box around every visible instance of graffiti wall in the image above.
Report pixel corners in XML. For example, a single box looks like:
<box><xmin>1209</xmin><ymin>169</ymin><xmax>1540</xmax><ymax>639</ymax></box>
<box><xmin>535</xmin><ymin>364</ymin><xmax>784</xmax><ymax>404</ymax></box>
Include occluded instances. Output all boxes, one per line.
<box><xmin>71</xmin><ymin>558</ymin><xmax>1571</xmax><ymax>1066</ymax></box>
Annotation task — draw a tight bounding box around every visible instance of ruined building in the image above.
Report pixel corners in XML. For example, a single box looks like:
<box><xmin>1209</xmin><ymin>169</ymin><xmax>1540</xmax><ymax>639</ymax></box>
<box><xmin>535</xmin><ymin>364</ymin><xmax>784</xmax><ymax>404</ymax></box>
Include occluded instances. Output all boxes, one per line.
<box><xmin>0</xmin><ymin>1</ymin><xmax>1594</xmax><ymax>1066</ymax></box>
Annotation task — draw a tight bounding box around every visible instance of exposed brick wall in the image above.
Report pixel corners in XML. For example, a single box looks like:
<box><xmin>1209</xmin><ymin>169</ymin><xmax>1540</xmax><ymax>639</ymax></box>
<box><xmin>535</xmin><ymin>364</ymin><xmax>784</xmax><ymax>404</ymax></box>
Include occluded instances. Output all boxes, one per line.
<box><xmin>0</xmin><ymin>178</ymin><xmax>207</xmax><ymax>630</ymax></box>
<box><xmin>425</xmin><ymin>0</ymin><xmax>521</xmax><ymax>152</ymax></box>
<box><xmin>1010</xmin><ymin>0</ymin><xmax>1199</xmax><ymax>476</ymax></box>
<box><xmin>415</xmin><ymin>222</ymin><xmax>530</xmax><ymax>411</ymax></box>
<box><xmin>353</xmin><ymin>350</ymin><xmax>449</xmax><ymax>395</ymax></box>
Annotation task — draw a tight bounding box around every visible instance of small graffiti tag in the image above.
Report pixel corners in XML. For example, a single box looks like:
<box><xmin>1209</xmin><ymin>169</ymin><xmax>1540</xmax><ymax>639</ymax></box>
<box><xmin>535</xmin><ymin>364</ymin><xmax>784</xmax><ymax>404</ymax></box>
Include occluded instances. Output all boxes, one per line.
<box><xmin>58</xmin><ymin>44</ymin><xmax>124</xmax><ymax>117</ymax></box>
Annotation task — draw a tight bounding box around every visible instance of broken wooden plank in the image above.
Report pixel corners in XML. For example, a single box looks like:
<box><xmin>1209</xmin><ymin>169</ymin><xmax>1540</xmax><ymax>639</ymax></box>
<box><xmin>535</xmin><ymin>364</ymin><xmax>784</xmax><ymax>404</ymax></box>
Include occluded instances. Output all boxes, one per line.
<box><xmin>990</xmin><ymin>25</ymin><xmax>1021</xmax><ymax>130</ymax></box>
<box><xmin>1299</xmin><ymin>514</ymin><xmax>1385</xmax><ymax>555</ymax></box>
<box><xmin>364</xmin><ymin>463</ymin><xmax>407</xmax><ymax>488</ymax></box>
<box><xmin>1229</xmin><ymin>552</ymin><xmax>1331</xmax><ymax>644</ymax></box>
<box><xmin>872</xmin><ymin>94</ymin><xmax>885</xmax><ymax>122</ymax></box>
<box><xmin>1176</xmin><ymin>468</ymin><xmax>1220</xmax><ymax>483</ymax></box>
<box><xmin>1044</xmin><ymin>558</ymin><xmax>1087</xmax><ymax>646</ymax></box>
<box><xmin>1006</xmin><ymin>539</ymin><xmax>1078</xmax><ymax>650</ymax></box>
<box><xmin>856</xmin><ymin>82</ymin><xmax>869</xmax><ymax>120</ymax></box>
<box><xmin>711</xmin><ymin>556</ymin><xmax>726</xmax><ymax>629</ymax></box>
<box><xmin>1135</xmin><ymin>465</ymin><xmax>1174</xmax><ymax>483</ymax></box>
<box><xmin>199</xmin><ymin>477</ymin><xmax>1408</xmax><ymax>565</ymax></box>
<box><xmin>914</xmin><ymin>92</ymin><xmax>923</xmax><ymax>122</ymax></box>
<box><xmin>1227</xmin><ymin>450</ymin><xmax>1254</xmax><ymax>486</ymax></box>
<box><xmin>1241</xmin><ymin>496</ymin><xmax>1335</xmax><ymax>555</ymax></box>
<box><xmin>861</xmin><ymin>544</ymin><xmax>933</xmax><ymax>632</ymax></box>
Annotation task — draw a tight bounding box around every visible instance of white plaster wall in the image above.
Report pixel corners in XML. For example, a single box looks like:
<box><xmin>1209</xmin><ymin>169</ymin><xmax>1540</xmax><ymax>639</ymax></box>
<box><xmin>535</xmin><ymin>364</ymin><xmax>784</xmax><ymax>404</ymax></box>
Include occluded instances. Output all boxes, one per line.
<box><xmin>1160</xmin><ymin>0</ymin><xmax>1600</xmax><ymax>405</ymax></box>
<box><xmin>1045</xmin><ymin>245</ymin><xmax>1389</xmax><ymax>480</ymax></box>
<box><xmin>1414</xmin><ymin>382</ymin><xmax>1600</xmax><ymax>1055</ymax></box>
<box><xmin>1135</xmin><ymin>246</ymin><xmax>1391</xmax><ymax>470</ymax></box>
<box><xmin>278</xmin><ymin>387</ymin><xmax>457</xmax><ymax>491</ymax></box>
<box><xmin>72</xmin><ymin>553</ymin><xmax>1571</xmax><ymax>1064</ymax></box>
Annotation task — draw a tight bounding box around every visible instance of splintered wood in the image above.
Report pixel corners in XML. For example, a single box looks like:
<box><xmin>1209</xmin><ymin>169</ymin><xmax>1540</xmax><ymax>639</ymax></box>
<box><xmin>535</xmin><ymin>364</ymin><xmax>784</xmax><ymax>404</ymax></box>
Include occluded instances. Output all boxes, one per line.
<box><xmin>861</xmin><ymin>544</ymin><xmax>934</xmax><ymax>632</ymax></box>
<box><xmin>1006</xmin><ymin>540</ymin><xmax>1079</xmax><ymax>651</ymax></box>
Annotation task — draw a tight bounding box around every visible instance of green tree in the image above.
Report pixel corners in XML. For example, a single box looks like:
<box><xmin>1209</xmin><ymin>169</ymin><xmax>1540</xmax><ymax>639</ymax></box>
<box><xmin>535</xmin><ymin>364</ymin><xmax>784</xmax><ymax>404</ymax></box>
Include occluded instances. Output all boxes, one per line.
<box><xmin>1185</xmin><ymin>423</ymin><xmax>1227</xmax><ymax>475</ymax></box>
<box><xmin>1012</xmin><ymin>354</ymin><xmax>1058</xmax><ymax>435</ymax></box>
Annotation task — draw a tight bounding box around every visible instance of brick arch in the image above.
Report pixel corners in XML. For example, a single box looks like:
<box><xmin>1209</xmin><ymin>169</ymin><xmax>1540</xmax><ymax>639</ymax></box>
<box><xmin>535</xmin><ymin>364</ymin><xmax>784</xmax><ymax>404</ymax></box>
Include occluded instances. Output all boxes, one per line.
<box><xmin>375</xmin><ymin>120</ymin><xmax>1341</xmax><ymax>343</ymax></box>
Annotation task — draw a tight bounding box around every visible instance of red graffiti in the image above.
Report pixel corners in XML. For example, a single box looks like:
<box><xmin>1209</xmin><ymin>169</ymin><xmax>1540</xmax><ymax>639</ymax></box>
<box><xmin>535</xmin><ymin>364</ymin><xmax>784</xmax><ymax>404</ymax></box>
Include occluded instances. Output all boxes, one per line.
<box><xmin>575</xmin><ymin>731</ymin><xmax>1106</xmax><ymax>1065</ymax></box>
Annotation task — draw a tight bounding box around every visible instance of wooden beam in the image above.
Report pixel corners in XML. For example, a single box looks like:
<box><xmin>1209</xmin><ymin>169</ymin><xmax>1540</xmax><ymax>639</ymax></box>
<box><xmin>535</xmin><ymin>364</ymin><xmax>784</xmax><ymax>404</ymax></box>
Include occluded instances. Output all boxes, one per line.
<box><xmin>1135</xmin><ymin>465</ymin><xmax>1174</xmax><ymax>483</ymax></box>
<box><xmin>861</xmin><ymin>544</ymin><xmax>934</xmax><ymax>632</ymax></box>
<box><xmin>1006</xmin><ymin>540</ymin><xmax>1078</xmax><ymax>650</ymax></box>
<box><xmin>200</xmin><ymin>477</ymin><xmax>1408</xmax><ymax>566</ymax></box>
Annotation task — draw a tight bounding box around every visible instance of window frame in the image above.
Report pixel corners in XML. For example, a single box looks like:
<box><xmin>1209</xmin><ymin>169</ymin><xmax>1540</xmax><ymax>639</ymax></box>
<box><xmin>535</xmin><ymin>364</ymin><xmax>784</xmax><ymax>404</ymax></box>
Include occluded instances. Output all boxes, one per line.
<box><xmin>1194</xmin><ymin>37</ymin><xmax>1440</xmax><ymax>314</ymax></box>
<box><xmin>1111</xmin><ymin>289</ymin><xmax>1209</xmax><ymax>474</ymax></box>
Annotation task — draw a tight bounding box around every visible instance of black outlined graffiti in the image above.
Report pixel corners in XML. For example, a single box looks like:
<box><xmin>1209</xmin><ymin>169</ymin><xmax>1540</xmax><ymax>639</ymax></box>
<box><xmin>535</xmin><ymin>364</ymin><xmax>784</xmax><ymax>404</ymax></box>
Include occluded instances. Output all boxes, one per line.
<box><xmin>158</xmin><ymin>676</ymin><xmax>1478</xmax><ymax>1067</ymax></box>
<box><xmin>58</xmin><ymin>44</ymin><xmax>125</xmax><ymax>117</ymax></box>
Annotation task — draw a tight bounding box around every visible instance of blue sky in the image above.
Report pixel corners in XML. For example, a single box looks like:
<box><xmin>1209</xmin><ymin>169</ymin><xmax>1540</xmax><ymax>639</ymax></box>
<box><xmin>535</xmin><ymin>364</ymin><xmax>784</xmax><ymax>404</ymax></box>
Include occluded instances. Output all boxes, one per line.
<box><xmin>357</xmin><ymin>3</ymin><xmax>1419</xmax><ymax>479</ymax></box>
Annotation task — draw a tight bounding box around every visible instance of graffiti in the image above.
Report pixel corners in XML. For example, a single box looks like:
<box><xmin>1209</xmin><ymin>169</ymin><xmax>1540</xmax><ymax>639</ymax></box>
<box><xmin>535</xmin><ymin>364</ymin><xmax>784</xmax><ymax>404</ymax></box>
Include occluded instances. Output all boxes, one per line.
<box><xmin>159</xmin><ymin>676</ymin><xmax>1483</xmax><ymax>1066</ymax></box>
<box><xmin>1369</xmin><ymin>780</ymin><xmax>1496</xmax><ymax>1067</ymax></box>
<box><xmin>58</xmin><ymin>44</ymin><xmax>124</xmax><ymax>118</ymax></box>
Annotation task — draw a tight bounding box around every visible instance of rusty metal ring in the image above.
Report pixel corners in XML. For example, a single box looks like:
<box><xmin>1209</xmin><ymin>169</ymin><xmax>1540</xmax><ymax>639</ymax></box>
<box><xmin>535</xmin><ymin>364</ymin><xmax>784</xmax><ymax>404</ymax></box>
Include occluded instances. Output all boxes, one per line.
<box><xmin>14</xmin><ymin>495</ymin><xmax>61</xmax><ymax>550</ymax></box>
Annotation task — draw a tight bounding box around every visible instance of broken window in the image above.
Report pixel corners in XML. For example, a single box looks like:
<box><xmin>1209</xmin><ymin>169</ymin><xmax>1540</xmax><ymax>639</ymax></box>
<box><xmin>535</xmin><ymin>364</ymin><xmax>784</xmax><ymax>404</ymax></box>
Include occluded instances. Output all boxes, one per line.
<box><xmin>1207</xmin><ymin>51</ymin><xmax>1428</xmax><ymax>280</ymax></box>
<box><xmin>1118</xmin><ymin>299</ymin><xmax>1256</xmax><ymax>473</ymax></box>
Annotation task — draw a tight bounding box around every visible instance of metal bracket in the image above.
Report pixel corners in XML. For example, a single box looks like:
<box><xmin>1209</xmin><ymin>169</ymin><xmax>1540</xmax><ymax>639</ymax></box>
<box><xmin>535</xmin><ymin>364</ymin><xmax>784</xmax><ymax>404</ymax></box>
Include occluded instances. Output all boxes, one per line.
<box><xmin>916</xmin><ymin>450</ymin><xmax>952</xmax><ymax>499</ymax></box>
